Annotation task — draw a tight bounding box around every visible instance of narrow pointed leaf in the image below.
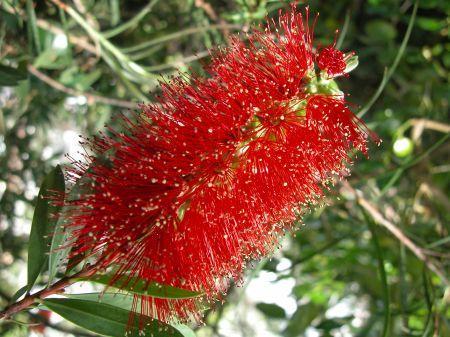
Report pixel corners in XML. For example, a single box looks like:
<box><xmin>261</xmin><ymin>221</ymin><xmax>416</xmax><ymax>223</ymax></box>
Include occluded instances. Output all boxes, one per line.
<box><xmin>344</xmin><ymin>55</ymin><xmax>358</xmax><ymax>74</ymax></box>
<box><xmin>0</xmin><ymin>64</ymin><xmax>27</xmax><ymax>86</ymax></box>
<box><xmin>27</xmin><ymin>165</ymin><xmax>65</xmax><ymax>292</ymax></box>
<box><xmin>65</xmin><ymin>292</ymin><xmax>134</xmax><ymax>308</ymax></box>
<box><xmin>63</xmin><ymin>294</ymin><xmax>197</xmax><ymax>337</ymax></box>
<box><xmin>48</xmin><ymin>153</ymin><xmax>114</xmax><ymax>283</ymax></box>
<box><xmin>43</xmin><ymin>298</ymin><xmax>184</xmax><ymax>337</ymax></box>
<box><xmin>85</xmin><ymin>274</ymin><xmax>202</xmax><ymax>299</ymax></box>
<box><xmin>48</xmin><ymin>180</ymin><xmax>84</xmax><ymax>284</ymax></box>
<box><xmin>256</xmin><ymin>302</ymin><xmax>286</xmax><ymax>319</ymax></box>
<box><xmin>11</xmin><ymin>285</ymin><xmax>28</xmax><ymax>303</ymax></box>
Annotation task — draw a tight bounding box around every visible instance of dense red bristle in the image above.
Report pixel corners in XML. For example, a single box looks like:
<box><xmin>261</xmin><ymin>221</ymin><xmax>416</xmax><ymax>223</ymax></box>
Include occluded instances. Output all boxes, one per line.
<box><xmin>61</xmin><ymin>5</ymin><xmax>377</xmax><ymax>325</ymax></box>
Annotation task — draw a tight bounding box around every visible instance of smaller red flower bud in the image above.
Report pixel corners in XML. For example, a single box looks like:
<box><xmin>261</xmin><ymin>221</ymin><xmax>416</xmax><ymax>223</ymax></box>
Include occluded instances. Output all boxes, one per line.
<box><xmin>317</xmin><ymin>46</ymin><xmax>347</xmax><ymax>77</ymax></box>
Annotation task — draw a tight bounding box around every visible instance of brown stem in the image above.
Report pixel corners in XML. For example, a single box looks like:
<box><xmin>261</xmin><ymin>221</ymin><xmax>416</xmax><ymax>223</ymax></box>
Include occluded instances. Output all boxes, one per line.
<box><xmin>0</xmin><ymin>266</ymin><xmax>97</xmax><ymax>321</ymax></box>
<box><xmin>27</xmin><ymin>65</ymin><xmax>136</xmax><ymax>109</ymax></box>
<box><xmin>342</xmin><ymin>182</ymin><xmax>450</xmax><ymax>287</ymax></box>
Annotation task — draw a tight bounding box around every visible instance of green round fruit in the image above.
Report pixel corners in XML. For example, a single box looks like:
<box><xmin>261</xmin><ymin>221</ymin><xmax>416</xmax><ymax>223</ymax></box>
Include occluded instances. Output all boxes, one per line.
<box><xmin>393</xmin><ymin>137</ymin><xmax>414</xmax><ymax>158</ymax></box>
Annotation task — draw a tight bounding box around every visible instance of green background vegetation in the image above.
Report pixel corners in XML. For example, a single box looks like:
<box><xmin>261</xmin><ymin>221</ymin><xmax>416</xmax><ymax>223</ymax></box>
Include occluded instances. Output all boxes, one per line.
<box><xmin>0</xmin><ymin>0</ymin><xmax>448</xmax><ymax>336</ymax></box>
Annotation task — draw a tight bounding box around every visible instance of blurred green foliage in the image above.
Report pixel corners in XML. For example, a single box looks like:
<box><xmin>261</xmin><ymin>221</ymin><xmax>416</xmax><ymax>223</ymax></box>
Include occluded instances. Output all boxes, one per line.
<box><xmin>0</xmin><ymin>0</ymin><xmax>449</xmax><ymax>336</ymax></box>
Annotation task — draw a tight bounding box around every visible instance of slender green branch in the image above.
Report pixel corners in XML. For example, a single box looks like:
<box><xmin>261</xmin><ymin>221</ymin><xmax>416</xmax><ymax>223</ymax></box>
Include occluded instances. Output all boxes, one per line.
<box><xmin>336</xmin><ymin>10</ymin><xmax>350</xmax><ymax>50</ymax></box>
<box><xmin>358</xmin><ymin>0</ymin><xmax>419</xmax><ymax>118</ymax></box>
<box><xmin>103</xmin><ymin>0</ymin><xmax>160</xmax><ymax>38</ymax></box>
<box><xmin>48</xmin><ymin>0</ymin><xmax>160</xmax><ymax>85</ymax></box>
<box><xmin>122</xmin><ymin>23</ymin><xmax>242</xmax><ymax>54</ymax></box>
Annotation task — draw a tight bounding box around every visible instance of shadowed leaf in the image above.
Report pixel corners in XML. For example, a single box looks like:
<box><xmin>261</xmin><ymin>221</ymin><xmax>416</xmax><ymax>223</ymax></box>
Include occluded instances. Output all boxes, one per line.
<box><xmin>27</xmin><ymin>165</ymin><xmax>65</xmax><ymax>292</ymax></box>
<box><xmin>43</xmin><ymin>298</ymin><xmax>185</xmax><ymax>337</ymax></box>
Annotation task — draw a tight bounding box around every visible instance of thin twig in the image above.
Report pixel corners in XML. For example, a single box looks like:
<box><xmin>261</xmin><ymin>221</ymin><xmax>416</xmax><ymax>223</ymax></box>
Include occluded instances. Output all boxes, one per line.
<box><xmin>0</xmin><ymin>3</ymin><xmax>98</xmax><ymax>54</ymax></box>
<box><xmin>410</xmin><ymin>119</ymin><xmax>450</xmax><ymax>134</ymax></box>
<box><xmin>143</xmin><ymin>50</ymin><xmax>211</xmax><ymax>72</ymax></box>
<box><xmin>344</xmin><ymin>184</ymin><xmax>450</xmax><ymax>286</ymax></box>
<box><xmin>27</xmin><ymin>65</ymin><xmax>136</xmax><ymax>109</ymax></box>
<box><xmin>358</xmin><ymin>0</ymin><xmax>418</xmax><ymax>118</ymax></box>
<box><xmin>0</xmin><ymin>287</ymin><xmax>95</xmax><ymax>336</ymax></box>
<box><xmin>195</xmin><ymin>0</ymin><xmax>231</xmax><ymax>41</ymax></box>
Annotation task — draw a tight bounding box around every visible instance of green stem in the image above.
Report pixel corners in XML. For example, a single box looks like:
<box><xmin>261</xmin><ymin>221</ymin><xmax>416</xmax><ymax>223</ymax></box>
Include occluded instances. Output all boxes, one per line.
<box><xmin>378</xmin><ymin>133</ymin><xmax>449</xmax><ymax>198</ymax></box>
<box><xmin>336</xmin><ymin>10</ymin><xmax>350</xmax><ymax>49</ymax></box>
<box><xmin>358</xmin><ymin>0</ymin><xmax>419</xmax><ymax>118</ymax></box>
<box><xmin>103</xmin><ymin>0</ymin><xmax>160</xmax><ymax>38</ymax></box>
<box><xmin>123</xmin><ymin>23</ymin><xmax>241</xmax><ymax>54</ymax></box>
<box><xmin>49</xmin><ymin>0</ymin><xmax>159</xmax><ymax>85</ymax></box>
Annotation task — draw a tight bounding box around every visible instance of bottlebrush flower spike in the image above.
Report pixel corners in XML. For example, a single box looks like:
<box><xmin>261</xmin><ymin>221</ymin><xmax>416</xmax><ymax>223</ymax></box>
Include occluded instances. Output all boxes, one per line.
<box><xmin>63</xmin><ymin>5</ymin><xmax>378</xmax><ymax>325</ymax></box>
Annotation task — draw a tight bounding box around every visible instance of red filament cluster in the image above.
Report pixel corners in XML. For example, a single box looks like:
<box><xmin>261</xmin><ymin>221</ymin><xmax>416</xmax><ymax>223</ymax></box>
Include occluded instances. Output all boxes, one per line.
<box><xmin>64</xmin><ymin>6</ymin><xmax>377</xmax><ymax>324</ymax></box>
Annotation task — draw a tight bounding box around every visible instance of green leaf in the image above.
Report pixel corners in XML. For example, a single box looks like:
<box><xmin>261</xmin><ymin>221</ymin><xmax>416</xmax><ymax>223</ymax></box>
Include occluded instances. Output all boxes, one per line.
<box><xmin>86</xmin><ymin>273</ymin><xmax>203</xmax><ymax>299</ymax></box>
<box><xmin>344</xmin><ymin>55</ymin><xmax>359</xmax><ymax>74</ymax></box>
<box><xmin>26</xmin><ymin>0</ymin><xmax>42</xmax><ymax>54</ymax></box>
<box><xmin>33</xmin><ymin>48</ymin><xmax>72</xmax><ymax>69</ymax></box>
<box><xmin>172</xmin><ymin>324</ymin><xmax>197</xmax><ymax>337</ymax></box>
<box><xmin>358</xmin><ymin>0</ymin><xmax>419</xmax><ymax>118</ymax></box>
<box><xmin>255</xmin><ymin>303</ymin><xmax>286</xmax><ymax>319</ymax></box>
<box><xmin>283</xmin><ymin>303</ymin><xmax>323</xmax><ymax>337</ymax></box>
<box><xmin>365</xmin><ymin>20</ymin><xmax>397</xmax><ymax>43</ymax></box>
<box><xmin>10</xmin><ymin>285</ymin><xmax>28</xmax><ymax>303</ymax></box>
<box><xmin>43</xmin><ymin>298</ymin><xmax>184</xmax><ymax>337</ymax></box>
<box><xmin>0</xmin><ymin>64</ymin><xmax>27</xmax><ymax>86</ymax></box>
<box><xmin>65</xmin><ymin>292</ymin><xmax>135</xmax><ymax>310</ymax></box>
<box><xmin>48</xmin><ymin>179</ymin><xmax>85</xmax><ymax>284</ymax></box>
<box><xmin>316</xmin><ymin>318</ymin><xmax>348</xmax><ymax>330</ymax></box>
<box><xmin>48</xmin><ymin>152</ymin><xmax>116</xmax><ymax>283</ymax></box>
<box><xmin>65</xmin><ymin>294</ymin><xmax>197</xmax><ymax>336</ymax></box>
<box><xmin>417</xmin><ymin>17</ymin><xmax>445</xmax><ymax>32</ymax></box>
<box><xmin>27</xmin><ymin>165</ymin><xmax>65</xmax><ymax>292</ymax></box>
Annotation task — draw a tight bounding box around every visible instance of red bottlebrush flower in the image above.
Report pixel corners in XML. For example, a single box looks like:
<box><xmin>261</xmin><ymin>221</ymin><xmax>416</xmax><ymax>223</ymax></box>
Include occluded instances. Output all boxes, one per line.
<box><xmin>64</xmin><ymin>6</ymin><xmax>377</xmax><ymax>324</ymax></box>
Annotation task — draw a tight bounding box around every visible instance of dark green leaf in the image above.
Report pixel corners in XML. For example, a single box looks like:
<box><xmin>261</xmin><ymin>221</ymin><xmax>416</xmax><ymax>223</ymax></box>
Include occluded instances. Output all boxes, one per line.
<box><xmin>283</xmin><ymin>303</ymin><xmax>323</xmax><ymax>337</ymax></box>
<box><xmin>316</xmin><ymin>318</ymin><xmax>348</xmax><ymax>330</ymax></box>
<box><xmin>26</xmin><ymin>0</ymin><xmax>41</xmax><ymax>54</ymax></box>
<box><xmin>43</xmin><ymin>298</ymin><xmax>184</xmax><ymax>337</ymax></box>
<box><xmin>64</xmin><ymin>293</ymin><xmax>197</xmax><ymax>336</ymax></box>
<box><xmin>48</xmin><ymin>180</ymin><xmax>85</xmax><ymax>284</ymax></box>
<box><xmin>365</xmin><ymin>20</ymin><xmax>397</xmax><ymax>42</ymax></box>
<box><xmin>86</xmin><ymin>273</ymin><xmax>203</xmax><ymax>299</ymax></box>
<box><xmin>10</xmin><ymin>285</ymin><xmax>28</xmax><ymax>303</ymax></box>
<box><xmin>27</xmin><ymin>165</ymin><xmax>65</xmax><ymax>292</ymax></box>
<box><xmin>0</xmin><ymin>64</ymin><xmax>27</xmax><ymax>86</ymax></box>
<box><xmin>256</xmin><ymin>303</ymin><xmax>286</xmax><ymax>319</ymax></box>
<box><xmin>48</xmin><ymin>152</ymin><xmax>115</xmax><ymax>283</ymax></box>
